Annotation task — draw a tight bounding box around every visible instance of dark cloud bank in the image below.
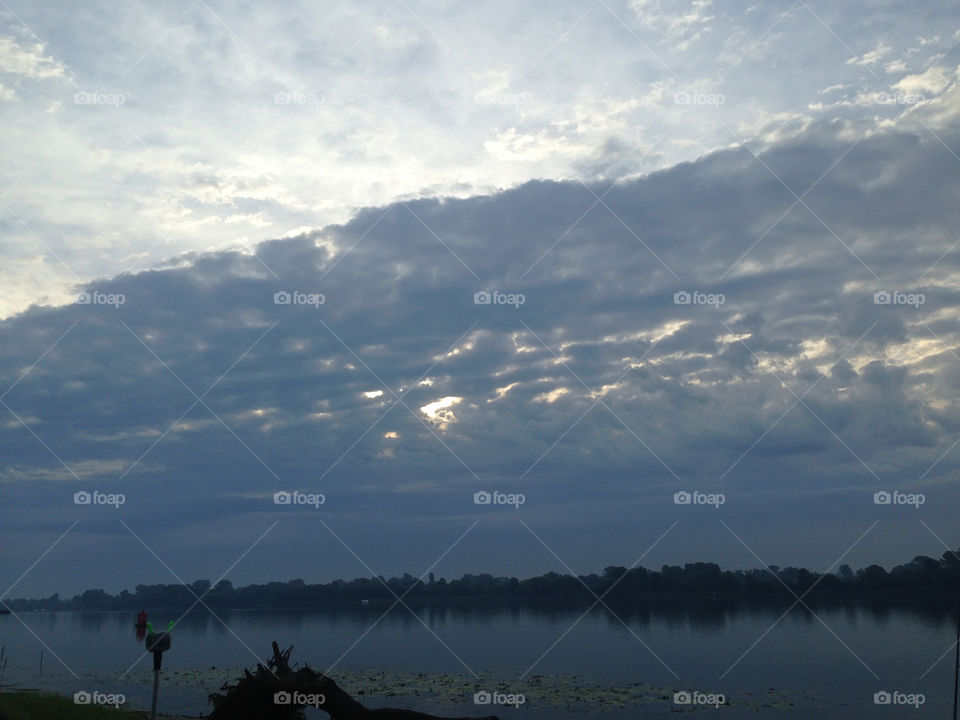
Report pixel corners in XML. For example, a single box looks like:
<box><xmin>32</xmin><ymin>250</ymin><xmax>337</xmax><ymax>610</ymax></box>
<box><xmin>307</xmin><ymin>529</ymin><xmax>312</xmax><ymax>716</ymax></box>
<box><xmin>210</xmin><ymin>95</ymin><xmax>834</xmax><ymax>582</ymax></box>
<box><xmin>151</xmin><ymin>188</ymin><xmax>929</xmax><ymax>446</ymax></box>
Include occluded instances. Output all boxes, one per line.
<box><xmin>3</xmin><ymin>88</ymin><xmax>960</xmax><ymax>596</ymax></box>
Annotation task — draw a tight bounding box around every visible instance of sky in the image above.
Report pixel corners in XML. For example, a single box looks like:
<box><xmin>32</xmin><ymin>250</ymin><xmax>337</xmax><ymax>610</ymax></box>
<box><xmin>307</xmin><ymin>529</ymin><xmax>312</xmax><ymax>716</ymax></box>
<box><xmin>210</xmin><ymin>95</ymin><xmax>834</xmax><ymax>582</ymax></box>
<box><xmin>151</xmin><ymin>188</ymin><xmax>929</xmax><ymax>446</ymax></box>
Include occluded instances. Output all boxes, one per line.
<box><xmin>2</xmin><ymin>0</ymin><xmax>960</xmax><ymax>598</ymax></box>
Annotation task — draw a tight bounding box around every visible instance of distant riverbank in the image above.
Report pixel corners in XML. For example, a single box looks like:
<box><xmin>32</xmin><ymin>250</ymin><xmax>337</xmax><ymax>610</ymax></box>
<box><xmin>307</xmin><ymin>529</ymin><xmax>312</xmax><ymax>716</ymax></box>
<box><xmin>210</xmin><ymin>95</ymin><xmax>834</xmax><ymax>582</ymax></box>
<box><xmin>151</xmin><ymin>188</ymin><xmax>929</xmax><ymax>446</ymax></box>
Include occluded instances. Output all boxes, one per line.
<box><xmin>7</xmin><ymin>551</ymin><xmax>960</xmax><ymax>613</ymax></box>
<box><xmin>7</xmin><ymin>587</ymin><xmax>957</xmax><ymax>615</ymax></box>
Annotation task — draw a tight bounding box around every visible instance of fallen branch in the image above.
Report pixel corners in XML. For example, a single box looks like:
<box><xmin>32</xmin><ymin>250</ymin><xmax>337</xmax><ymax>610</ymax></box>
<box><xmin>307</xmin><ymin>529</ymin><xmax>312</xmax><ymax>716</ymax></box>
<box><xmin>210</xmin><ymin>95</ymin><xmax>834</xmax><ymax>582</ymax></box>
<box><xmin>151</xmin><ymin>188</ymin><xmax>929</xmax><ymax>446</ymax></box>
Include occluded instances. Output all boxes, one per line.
<box><xmin>208</xmin><ymin>641</ymin><xmax>500</xmax><ymax>720</ymax></box>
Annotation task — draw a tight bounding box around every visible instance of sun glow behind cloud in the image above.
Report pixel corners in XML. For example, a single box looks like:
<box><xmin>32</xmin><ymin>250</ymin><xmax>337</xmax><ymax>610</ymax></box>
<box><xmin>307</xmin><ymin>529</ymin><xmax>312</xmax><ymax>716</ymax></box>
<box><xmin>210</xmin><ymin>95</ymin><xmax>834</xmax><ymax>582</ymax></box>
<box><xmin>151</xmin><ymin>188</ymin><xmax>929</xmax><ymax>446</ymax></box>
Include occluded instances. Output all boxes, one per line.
<box><xmin>419</xmin><ymin>396</ymin><xmax>463</xmax><ymax>428</ymax></box>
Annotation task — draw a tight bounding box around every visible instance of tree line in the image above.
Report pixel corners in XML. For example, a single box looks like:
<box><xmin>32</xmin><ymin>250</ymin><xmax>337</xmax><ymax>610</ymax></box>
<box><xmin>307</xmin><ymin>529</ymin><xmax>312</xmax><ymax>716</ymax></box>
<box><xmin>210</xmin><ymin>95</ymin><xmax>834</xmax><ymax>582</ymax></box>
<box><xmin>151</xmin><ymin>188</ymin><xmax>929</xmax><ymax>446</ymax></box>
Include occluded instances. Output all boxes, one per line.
<box><xmin>6</xmin><ymin>549</ymin><xmax>960</xmax><ymax>611</ymax></box>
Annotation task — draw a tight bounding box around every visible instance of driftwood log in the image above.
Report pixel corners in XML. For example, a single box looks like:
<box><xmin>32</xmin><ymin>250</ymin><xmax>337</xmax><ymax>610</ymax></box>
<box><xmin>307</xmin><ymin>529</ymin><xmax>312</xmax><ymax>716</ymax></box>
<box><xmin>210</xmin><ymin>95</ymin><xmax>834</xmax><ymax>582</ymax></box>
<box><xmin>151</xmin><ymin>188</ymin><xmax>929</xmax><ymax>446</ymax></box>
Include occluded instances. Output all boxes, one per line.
<box><xmin>208</xmin><ymin>641</ymin><xmax>500</xmax><ymax>720</ymax></box>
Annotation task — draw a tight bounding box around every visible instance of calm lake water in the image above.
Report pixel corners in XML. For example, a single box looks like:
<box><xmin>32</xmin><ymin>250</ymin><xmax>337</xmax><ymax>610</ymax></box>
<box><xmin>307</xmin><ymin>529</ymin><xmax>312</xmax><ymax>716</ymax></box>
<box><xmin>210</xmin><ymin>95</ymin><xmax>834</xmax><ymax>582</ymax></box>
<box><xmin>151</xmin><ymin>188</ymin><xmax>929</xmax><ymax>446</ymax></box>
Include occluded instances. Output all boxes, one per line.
<box><xmin>0</xmin><ymin>598</ymin><xmax>956</xmax><ymax>718</ymax></box>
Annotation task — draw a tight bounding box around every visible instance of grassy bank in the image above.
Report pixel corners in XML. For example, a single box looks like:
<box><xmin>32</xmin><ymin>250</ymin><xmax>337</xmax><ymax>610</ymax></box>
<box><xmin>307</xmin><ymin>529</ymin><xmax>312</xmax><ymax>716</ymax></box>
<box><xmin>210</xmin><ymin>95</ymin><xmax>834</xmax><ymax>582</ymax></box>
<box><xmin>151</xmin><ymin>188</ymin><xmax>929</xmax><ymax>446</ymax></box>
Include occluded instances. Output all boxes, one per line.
<box><xmin>0</xmin><ymin>691</ymin><xmax>192</xmax><ymax>720</ymax></box>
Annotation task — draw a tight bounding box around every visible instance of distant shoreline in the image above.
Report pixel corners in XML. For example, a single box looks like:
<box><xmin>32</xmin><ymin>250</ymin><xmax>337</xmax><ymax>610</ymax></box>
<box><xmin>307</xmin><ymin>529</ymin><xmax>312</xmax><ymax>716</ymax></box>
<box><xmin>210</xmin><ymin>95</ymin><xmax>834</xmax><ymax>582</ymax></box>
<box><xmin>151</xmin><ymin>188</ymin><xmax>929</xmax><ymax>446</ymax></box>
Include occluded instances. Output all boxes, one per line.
<box><xmin>5</xmin><ymin>587</ymin><xmax>958</xmax><ymax>614</ymax></box>
<box><xmin>9</xmin><ymin>550</ymin><xmax>960</xmax><ymax>614</ymax></box>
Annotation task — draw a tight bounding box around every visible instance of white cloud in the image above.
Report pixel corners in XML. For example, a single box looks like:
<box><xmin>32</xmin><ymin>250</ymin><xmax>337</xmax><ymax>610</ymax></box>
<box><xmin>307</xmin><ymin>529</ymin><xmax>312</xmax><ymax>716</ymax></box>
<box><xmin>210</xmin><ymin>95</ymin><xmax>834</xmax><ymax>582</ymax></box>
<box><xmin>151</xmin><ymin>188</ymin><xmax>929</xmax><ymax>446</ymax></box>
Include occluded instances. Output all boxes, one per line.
<box><xmin>1</xmin><ymin>0</ymin><xmax>958</xmax><ymax>322</ymax></box>
<box><xmin>0</xmin><ymin>34</ymin><xmax>66</xmax><ymax>79</ymax></box>
<box><xmin>846</xmin><ymin>43</ymin><xmax>892</xmax><ymax>66</ymax></box>
<box><xmin>893</xmin><ymin>65</ymin><xmax>953</xmax><ymax>95</ymax></box>
<box><xmin>628</xmin><ymin>0</ymin><xmax>715</xmax><ymax>47</ymax></box>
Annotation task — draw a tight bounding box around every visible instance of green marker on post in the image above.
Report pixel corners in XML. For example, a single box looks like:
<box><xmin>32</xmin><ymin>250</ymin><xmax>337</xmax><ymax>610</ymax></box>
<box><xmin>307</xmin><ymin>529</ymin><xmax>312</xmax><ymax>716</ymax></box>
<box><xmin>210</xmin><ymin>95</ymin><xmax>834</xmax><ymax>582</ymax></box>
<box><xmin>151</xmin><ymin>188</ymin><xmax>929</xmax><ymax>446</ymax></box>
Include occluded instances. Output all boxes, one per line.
<box><xmin>145</xmin><ymin>620</ymin><xmax>173</xmax><ymax>720</ymax></box>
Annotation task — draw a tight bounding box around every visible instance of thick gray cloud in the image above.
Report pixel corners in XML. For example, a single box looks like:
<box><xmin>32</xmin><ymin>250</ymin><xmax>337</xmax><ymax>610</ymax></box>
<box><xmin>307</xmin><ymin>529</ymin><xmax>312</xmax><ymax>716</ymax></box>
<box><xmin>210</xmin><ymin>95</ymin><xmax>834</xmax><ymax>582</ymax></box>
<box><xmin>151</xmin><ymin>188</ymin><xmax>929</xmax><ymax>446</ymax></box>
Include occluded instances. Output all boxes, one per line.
<box><xmin>3</xmin><ymin>79</ymin><xmax>960</xmax><ymax>596</ymax></box>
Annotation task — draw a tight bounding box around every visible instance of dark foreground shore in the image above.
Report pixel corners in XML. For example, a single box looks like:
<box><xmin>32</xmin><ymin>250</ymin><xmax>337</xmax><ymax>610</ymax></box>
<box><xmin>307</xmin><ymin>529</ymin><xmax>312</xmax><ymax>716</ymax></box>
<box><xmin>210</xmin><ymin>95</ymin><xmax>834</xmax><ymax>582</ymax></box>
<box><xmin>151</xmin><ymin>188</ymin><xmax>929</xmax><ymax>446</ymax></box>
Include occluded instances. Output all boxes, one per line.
<box><xmin>0</xmin><ymin>689</ymin><xmax>195</xmax><ymax>719</ymax></box>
